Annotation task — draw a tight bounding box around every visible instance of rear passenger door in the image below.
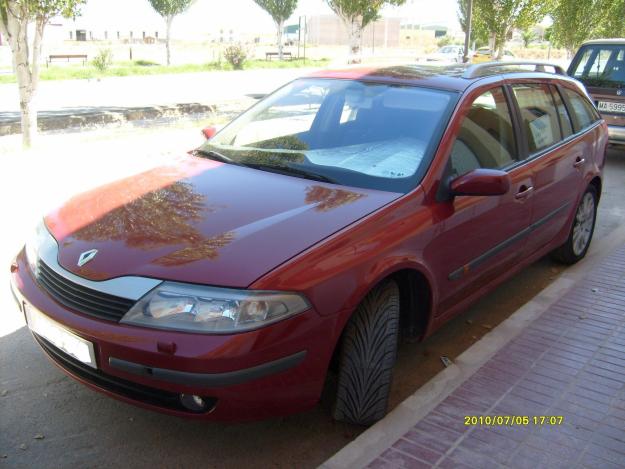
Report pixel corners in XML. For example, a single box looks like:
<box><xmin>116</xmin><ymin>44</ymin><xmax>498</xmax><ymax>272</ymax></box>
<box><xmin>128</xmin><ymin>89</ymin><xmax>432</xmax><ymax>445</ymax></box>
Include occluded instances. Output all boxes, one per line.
<box><xmin>509</xmin><ymin>83</ymin><xmax>590</xmax><ymax>253</ymax></box>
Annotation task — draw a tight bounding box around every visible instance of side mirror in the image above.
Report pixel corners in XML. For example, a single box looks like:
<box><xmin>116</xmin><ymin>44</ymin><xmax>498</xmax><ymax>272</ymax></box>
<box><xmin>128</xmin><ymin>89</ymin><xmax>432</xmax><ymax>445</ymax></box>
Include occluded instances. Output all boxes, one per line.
<box><xmin>450</xmin><ymin>169</ymin><xmax>510</xmax><ymax>197</ymax></box>
<box><xmin>201</xmin><ymin>126</ymin><xmax>218</xmax><ymax>140</ymax></box>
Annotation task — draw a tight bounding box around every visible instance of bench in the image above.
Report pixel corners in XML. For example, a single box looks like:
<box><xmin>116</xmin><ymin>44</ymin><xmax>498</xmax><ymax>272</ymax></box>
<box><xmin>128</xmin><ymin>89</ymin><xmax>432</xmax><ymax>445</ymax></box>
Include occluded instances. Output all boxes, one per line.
<box><xmin>47</xmin><ymin>54</ymin><xmax>88</xmax><ymax>67</ymax></box>
<box><xmin>265</xmin><ymin>51</ymin><xmax>292</xmax><ymax>61</ymax></box>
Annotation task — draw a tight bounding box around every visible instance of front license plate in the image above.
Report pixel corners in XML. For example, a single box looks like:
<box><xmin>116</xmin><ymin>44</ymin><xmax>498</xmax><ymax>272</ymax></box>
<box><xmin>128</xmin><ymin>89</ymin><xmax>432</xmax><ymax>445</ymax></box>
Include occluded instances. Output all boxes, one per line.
<box><xmin>25</xmin><ymin>303</ymin><xmax>97</xmax><ymax>369</ymax></box>
<box><xmin>598</xmin><ymin>101</ymin><xmax>625</xmax><ymax>114</ymax></box>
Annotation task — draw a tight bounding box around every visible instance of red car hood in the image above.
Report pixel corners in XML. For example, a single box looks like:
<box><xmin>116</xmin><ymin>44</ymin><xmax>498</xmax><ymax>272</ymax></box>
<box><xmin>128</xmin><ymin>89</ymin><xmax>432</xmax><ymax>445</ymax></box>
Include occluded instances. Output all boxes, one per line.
<box><xmin>45</xmin><ymin>156</ymin><xmax>400</xmax><ymax>288</ymax></box>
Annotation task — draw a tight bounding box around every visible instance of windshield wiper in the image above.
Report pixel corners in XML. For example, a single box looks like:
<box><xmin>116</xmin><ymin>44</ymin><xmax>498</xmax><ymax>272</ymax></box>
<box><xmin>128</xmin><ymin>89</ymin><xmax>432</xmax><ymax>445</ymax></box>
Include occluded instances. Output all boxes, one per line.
<box><xmin>245</xmin><ymin>163</ymin><xmax>339</xmax><ymax>184</ymax></box>
<box><xmin>192</xmin><ymin>148</ymin><xmax>236</xmax><ymax>164</ymax></box>
<box><xmin>192</xmin><ymin>150</ymin><xmax>338</xmax><ymax>184</ymax></box>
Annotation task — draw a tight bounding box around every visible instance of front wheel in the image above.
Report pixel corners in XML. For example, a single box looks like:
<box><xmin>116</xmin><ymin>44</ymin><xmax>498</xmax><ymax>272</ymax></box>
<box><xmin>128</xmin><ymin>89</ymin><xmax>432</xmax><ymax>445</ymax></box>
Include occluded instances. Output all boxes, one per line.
<box><xmin>332</xmin><ymin>280</ymin><xmax>400</xmax><ymax>426</ymax></box>
<box><xmin>551</xmin><ymin>185</ymin><xmax>598</xmax><ymax>264</ymax></box>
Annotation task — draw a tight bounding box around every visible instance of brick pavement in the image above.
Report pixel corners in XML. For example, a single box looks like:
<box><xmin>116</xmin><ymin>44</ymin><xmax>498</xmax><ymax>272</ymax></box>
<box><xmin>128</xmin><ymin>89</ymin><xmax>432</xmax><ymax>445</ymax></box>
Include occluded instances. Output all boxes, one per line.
<box><xmin>368</xmin><ymin>246</ymin><xmax>625</xmax><ymax>469</ymax></box>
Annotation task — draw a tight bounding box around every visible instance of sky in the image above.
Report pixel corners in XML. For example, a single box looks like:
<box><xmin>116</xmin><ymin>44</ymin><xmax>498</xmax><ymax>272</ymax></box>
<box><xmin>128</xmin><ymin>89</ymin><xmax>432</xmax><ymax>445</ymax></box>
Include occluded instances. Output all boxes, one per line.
<box><xmin>72</xmin><ymin>0</ymin><xmax>461</xmax><ymax>35</ymax></box>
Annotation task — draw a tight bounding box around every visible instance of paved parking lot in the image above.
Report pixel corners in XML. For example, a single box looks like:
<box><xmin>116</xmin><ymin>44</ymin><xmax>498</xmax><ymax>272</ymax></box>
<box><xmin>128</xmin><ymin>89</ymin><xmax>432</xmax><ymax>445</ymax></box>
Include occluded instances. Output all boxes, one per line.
<box><xmin>1</xmin><ymin>123</ymin><xmax>623</xmax><ymax>468</ymax></box>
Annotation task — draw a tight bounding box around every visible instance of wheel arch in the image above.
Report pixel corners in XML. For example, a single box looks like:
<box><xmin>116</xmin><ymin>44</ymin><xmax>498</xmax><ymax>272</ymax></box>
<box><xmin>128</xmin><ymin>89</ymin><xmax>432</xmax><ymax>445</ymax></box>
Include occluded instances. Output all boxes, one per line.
<box><xmin>588</xmin><ymin>175</ymin><xmax>602</xmax><ymax>201</ymax></box>
<box><xmin>328</xmin><ymin>263</ymin><xmax>436</xmax><ymax>372</ymax></box>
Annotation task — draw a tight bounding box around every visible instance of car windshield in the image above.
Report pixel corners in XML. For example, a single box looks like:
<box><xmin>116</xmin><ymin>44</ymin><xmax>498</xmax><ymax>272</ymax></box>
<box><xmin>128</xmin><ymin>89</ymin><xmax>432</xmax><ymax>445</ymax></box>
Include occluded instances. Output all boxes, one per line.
<box><xmin>569</xmin><ymin>44</ymin><xmax>625</xmax><ymax>88</ymax></box>
<box><xmin>199</xmin><ymin>78</ymin><xmax>457</xmax><ymax>192</ymax></box>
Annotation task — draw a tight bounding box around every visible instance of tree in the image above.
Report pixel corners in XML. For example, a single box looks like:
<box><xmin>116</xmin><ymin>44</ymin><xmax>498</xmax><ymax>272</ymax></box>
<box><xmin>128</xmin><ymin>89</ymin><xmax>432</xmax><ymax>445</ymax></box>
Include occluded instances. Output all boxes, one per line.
<box><xmin>595</xmin><ymin>0</ymin><xmax>625</xmax><ymax>38</ymax></box>
<box><xmin>458</xmin><ymin>0</ymin><xmax>489</xmax><ymax>49</ymax></box>
<box><xmin>254</xmin><ymin>0</ymin><xmax>297</xmax><ymax>61</ymax></box>
<box><xmin>0</xmin><ymin>0</ymin><xmax>85</xmax><ymax>148</ymax></box>
<box><xmin>550</xmin><ymin>0</ymin><xmax>600</xmax><ymax>57</ymax></box>
<box><xmin>521</xmin><ymin>28</ymin><xmax>535</xmax><ymax>47</ymax></box>
<box><xmin>147</xmin><ymin>0</ymin><xmax>195</xmax><ymax>66</ymax></box>
<box><xmin>550</xmin><ymin>0</ymin><xmax>624</xmax><ymax>57</ymax></box>
<box><xmin>325</xmin><ymin>0</ymin><xmax>406</xmax><ymax>64</ymax></box>
<box><xmin>475</xmin><ymin>0</ymin><xmax>552</xmax><ymax>59</ymax></box>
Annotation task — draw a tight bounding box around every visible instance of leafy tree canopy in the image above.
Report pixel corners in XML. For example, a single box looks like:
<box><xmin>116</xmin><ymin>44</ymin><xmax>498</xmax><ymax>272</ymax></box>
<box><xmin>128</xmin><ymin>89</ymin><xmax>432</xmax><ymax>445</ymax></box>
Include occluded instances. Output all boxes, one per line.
<box><xmin>0</xmin><ymin>0</ymin><xmax>84</xmax><ymax>24</ymax></box>
<box><xmin>254</xmin><ymin>0</ymin><xmax>298</xmax><ymax>24</ymax></box>
<box><xmin>457</xmin><ymin>0</ymin><xmax>489</xmax><ymax>47</ymax></box>
<box><xmin>474</xmin><ymin>0</ymin><xmax>552</xmax><ymax>55</ymax></box>
<box><xmin>325</xmin><ymin>0</ymin><xmax>406</xmax><ymax>28</ymax></box>
<box><xmin>146</xmin><ymin>0</ymin><xmax>195</xmax><ymax>19</ymax></box>
<box><xmin>551</xmin><ymin>0</ymin><xmax>625</xmax><ymax>53</ymax></box>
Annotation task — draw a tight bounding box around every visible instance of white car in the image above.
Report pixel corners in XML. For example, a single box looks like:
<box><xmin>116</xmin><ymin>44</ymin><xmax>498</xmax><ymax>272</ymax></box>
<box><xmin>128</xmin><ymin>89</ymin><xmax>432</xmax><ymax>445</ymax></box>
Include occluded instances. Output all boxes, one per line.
<box><xmin>425</xmin><ymin>45</ymin><xmax>465</xmax><ymax>64</ymax></box>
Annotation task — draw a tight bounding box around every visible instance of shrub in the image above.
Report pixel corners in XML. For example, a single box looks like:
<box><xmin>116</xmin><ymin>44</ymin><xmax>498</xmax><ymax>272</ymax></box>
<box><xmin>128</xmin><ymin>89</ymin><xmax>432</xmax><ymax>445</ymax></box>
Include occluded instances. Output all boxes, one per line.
<box><xmin>92</xmin><ymin>48</ymin><xmax>113</xmax><ymax>72</ymax></box>
<box><xmin>436</xmin><ymin>35</ymin><xmax>454</xmax><ymax>48</ymax></box>
<box><xmin>134</xmin><ymin>59</ymin><xmax>160</xmax><ymax>67</ymax></box>
<box><xmin>223</xmin><ymin>43</ymin><xmax>248</xmax><ymax>70</ymax></box>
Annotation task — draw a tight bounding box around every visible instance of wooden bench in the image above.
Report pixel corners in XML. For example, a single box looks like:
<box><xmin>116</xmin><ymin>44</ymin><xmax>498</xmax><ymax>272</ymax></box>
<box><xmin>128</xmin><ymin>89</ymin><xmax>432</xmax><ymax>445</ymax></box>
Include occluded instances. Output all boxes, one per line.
<box><xmin>47</xmin><ymin>54</ymin><xmax>88</xmax><ymax>67</ymax></box>
<box><xmin>265</xmin><ymin>51</ymin><xmax>292</xmax><ymax>61</ymax></box>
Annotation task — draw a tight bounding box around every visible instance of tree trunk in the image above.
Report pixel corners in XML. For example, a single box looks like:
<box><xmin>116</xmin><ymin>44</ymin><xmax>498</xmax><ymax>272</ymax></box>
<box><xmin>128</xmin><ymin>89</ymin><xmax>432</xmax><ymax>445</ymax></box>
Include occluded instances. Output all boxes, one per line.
<box><xmin>346</xmin><ymin>16</ymin><xmax>363</xmax><ymax>64</ymax></box>
<box><xmin>277</xmin><ymin>20</ymin><xmax>284</xmax><ymax>60</ymax></box>
<box><xmin>166</xmin><ymin>15</ymin><xmax>173</xmax><ymax>66</ymax></box>
<box><xmin>7</xmin><ymin>4</ymin><xmax>36</xmax><ymax>148</ymax></box>
<box><xmin>494</xmin><ymin>33</ymin><xmax>504</xmax><ymax>60</ymax></box>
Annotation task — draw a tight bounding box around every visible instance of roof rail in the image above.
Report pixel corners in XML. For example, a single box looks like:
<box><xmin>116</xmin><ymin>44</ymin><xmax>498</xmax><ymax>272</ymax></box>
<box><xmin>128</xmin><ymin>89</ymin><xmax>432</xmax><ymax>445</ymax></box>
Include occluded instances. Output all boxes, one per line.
<box><xmin>463</xmin><ymin>61</ymin><xmax>567</xmax><ymax>79</ymax></box>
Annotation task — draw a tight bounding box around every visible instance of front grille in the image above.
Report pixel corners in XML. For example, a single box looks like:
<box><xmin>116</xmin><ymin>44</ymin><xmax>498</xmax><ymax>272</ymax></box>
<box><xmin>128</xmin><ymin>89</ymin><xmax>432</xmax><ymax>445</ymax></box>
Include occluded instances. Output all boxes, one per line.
<box><xmin>34</xmin><ymin>334</ymin><xmax>216</xmax><ymax>414</ymax></box>
<box><xmin>36</xmin><ymin>260</ymin><xmax>135</xmax><ymax>322</ymax></box>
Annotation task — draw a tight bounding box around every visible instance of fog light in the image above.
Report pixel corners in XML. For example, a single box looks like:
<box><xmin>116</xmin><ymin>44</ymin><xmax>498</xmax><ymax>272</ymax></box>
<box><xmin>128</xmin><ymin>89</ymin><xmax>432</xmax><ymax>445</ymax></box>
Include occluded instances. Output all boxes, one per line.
<box><xmin>180</xmin><ymin>393</ymin><xmax>209</xmax><ymax>413</ymax></box>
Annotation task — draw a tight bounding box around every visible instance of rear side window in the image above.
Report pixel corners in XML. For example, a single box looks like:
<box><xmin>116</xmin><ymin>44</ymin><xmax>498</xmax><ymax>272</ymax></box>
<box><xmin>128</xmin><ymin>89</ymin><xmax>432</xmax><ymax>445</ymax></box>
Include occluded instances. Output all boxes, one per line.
<box><xmin>449</xmin><ymin>87</ymin><xmax>517</xmax><ymax>177</ymax></box>
<box><xmin>569</xmin><ymin>45</ymin><xmax>625</xmax><ymax>88</ymax></box>
<box><xmin>512</xmin><ymin>84</ymin><xmax>562</xmax><ymax>153</ymax></box>
<box><xmin>561</xmin><ymin>87</ymin><xmax>601</xmax><ymax>132</ymax></box>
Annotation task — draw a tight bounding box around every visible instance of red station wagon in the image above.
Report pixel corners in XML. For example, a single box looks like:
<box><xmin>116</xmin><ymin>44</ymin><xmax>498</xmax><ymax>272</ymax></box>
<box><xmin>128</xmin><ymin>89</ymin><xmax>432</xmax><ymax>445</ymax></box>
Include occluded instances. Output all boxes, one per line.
<box><xmin>10</xmin><ymin>62</ymin><xmax>607</xmax><ymax>425</ymax></box>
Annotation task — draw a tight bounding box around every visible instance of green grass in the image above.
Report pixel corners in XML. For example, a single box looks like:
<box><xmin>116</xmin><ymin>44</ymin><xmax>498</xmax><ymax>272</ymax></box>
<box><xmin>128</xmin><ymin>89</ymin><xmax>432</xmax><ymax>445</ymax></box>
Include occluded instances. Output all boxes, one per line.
<box><xmin>0</xmin><ymin>58</ymin><xmax>330</xmax><ymax>84</ymax></box>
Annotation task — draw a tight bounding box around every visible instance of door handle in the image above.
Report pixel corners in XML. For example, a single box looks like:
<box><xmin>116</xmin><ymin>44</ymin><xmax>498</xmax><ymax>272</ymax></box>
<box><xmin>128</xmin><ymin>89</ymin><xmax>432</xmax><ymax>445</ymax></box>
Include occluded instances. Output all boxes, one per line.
<box><xmin>574</xmin><ymin>157</ymin><xmax>586</xmax><ymax>168</ymax></box>
<box><xmin>515</xmin><ymin>186</ymin><xmax>534</xmax><ymax>200</ymax></box>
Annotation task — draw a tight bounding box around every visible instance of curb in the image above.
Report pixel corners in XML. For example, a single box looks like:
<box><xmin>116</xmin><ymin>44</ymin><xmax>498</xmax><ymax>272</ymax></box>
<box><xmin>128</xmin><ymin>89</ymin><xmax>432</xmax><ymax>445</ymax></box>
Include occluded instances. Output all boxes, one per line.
<box><xmin>0</xmin><ymin>103</ymin><xmax>217</xmax><ymax>136</ymax></box>
<box><xmin>320</xmin><ymin>220</ymin><xmax>625</xmax><ymax>469</ymax></box>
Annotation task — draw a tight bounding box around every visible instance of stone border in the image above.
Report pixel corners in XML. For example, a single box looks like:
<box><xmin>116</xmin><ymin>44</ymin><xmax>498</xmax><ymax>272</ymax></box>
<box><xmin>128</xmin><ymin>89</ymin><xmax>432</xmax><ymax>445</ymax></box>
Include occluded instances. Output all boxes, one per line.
<box><xmin>0</xmin><ymin>103</ymin><xmax>217</xmax><ymax>136</ymax></box>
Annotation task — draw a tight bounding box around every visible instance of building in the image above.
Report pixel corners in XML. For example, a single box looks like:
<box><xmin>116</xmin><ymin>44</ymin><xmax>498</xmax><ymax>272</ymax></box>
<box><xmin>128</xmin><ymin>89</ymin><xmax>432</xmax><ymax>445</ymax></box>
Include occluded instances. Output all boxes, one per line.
<box><xmin>304</xmin><ymin>15</ymin><xmax>401</xmax><ymax>49</ymax></box>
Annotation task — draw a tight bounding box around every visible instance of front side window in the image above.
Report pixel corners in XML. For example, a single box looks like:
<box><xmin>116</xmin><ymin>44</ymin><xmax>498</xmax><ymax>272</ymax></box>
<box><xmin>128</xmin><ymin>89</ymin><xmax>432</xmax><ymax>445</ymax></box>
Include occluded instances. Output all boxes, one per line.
<box><xmin>449</xmin><ymin>87</ymin><xmax>517</xmax><ymax>177</ymax></box>
<box><xmin>202</xmin><ymin>79</ymin><xmax>457</xmax><ymax>193</ymax></box>
<box><xmin>569</xmin><ymin>44</ymin><xmax>625</xmax><ymax>88</ymax></box>
<box><xmin>512</xmin><ymin>84</ymin><xmax>562</xmax><ymax>154</ymax></box>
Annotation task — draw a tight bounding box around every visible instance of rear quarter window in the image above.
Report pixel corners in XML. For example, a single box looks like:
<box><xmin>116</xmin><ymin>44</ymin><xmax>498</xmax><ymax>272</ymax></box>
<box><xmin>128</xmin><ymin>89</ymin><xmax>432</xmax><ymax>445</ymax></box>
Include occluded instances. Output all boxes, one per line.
<box><xmin>561</xmin><ymin>86</ymin><xmax>601</xmax><ymax>132</ymax></box>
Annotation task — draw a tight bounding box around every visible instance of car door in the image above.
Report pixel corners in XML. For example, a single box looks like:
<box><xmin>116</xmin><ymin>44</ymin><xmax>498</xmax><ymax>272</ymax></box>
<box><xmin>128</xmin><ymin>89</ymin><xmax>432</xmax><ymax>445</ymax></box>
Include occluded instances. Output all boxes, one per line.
<box><xmin>426</xmin><ymin>85</ymin><xmax>533</xmax><ymax>317</ymax></box>
<box><xmin>508</xmin><ymin>82</ymin><xmax>585</xmax><ymax>253</ymax></box>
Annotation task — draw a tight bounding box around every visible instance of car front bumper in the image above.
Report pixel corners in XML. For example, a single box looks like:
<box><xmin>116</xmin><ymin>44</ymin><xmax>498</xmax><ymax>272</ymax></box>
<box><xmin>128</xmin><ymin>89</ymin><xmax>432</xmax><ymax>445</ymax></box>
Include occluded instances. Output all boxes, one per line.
<box><xmin>10</xmin><ymin>251</ymin><xmax>340</xmax><ymax>421</ymax></box>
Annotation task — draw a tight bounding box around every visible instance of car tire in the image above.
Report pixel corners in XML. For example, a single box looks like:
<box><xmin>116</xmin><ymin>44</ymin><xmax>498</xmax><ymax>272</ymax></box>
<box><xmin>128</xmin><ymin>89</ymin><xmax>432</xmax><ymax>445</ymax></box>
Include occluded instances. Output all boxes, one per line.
<box><xmin>551</xmin><ymin>185</ymin><xmax>598</xmax><ymax>265</ymax></box>
<box><xmin>332</xmin><ymin>280</ymin><xmax>400</xmax><ymax>426</ymax></box>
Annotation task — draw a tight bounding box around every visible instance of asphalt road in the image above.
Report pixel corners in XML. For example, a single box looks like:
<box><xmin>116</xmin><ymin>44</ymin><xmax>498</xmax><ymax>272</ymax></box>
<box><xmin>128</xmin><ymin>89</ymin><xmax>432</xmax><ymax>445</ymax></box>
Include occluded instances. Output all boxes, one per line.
<box><xmin>0</xmin><ymin>123</ymin><xmax>623</xmax><ymax>468</ymax></box>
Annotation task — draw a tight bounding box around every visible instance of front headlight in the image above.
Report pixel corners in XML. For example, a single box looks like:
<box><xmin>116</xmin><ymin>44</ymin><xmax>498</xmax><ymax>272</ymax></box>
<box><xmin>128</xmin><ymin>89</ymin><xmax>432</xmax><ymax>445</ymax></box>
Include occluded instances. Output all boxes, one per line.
<box><xmin>24</xmin><ymin>219</ymin><xmax>49</xmax><ymax>277</ymax></box>
<box><xmin>120</xmin><ymin>282</ymin><xmax>311</xmax><ymax>333</ymax></box>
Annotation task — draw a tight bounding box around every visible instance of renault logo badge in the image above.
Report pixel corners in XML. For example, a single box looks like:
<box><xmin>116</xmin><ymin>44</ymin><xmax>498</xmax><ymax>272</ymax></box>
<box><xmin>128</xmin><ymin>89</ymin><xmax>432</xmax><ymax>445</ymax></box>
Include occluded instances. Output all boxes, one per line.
<box><xmin>77</xmin><ymin>249</ymin><xmax>98</xmax><ymax>267</ymax></box>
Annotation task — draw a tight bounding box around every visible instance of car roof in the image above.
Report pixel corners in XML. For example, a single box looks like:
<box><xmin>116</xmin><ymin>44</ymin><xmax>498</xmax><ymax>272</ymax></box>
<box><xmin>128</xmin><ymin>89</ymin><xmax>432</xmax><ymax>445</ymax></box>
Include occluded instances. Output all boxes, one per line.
<box><xmin>305</xmin><ymin>63</ymin><xmax>569</xmax><ymax>93</ymax></box>
<box><xmin>580</xmin><ymin>38</ymin><xmax>625</xmax><ymax>46</ymax></box>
